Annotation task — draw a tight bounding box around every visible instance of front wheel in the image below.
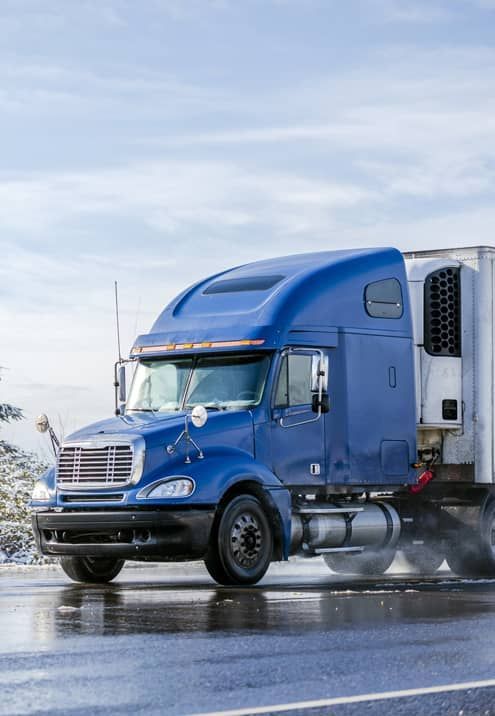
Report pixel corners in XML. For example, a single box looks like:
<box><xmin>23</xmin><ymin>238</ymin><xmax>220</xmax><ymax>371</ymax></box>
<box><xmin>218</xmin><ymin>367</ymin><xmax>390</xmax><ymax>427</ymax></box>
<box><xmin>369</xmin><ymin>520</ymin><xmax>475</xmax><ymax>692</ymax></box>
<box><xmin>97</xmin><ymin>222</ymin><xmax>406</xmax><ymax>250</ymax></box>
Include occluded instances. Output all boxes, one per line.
<box><xmin>60</xmin><ymin>556</ymin><xmax>125</xmax><ymax>584</ymax></box>
<box><xmin>204</xmin><ymin>494</ymin><xmax>273</xmax><ymax>586</ymax></box>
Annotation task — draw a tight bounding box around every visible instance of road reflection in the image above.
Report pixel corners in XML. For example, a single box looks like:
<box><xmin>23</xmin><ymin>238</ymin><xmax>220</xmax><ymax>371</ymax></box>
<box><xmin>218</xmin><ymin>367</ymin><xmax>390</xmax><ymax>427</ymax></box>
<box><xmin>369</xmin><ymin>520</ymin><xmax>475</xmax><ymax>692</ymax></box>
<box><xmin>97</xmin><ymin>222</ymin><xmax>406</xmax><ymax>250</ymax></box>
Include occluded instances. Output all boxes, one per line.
<box><xmin>2</xmin><ymin>569</ymin><xmax>495</xmax><ymax>716</ymax></box>
<box><xmin>30</xmin><ymin>575</ymin><xmax>495</xmax><ymax>640</ymax></box>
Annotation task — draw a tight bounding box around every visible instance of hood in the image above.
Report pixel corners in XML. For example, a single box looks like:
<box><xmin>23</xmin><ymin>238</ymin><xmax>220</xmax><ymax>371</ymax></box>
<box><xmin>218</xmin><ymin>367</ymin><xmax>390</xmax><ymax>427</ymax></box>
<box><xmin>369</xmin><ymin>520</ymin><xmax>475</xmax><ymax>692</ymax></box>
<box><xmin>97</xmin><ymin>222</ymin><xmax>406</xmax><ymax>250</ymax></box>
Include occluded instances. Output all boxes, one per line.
<box><xmin>66</xmin><ymin>411</ymin><xmax>189</xmax><ymax>443</ymax></box>
<box><xmin>64</xmin><ymin>409</ymin><xmax>255</xmax><ymax>456</ymax></box>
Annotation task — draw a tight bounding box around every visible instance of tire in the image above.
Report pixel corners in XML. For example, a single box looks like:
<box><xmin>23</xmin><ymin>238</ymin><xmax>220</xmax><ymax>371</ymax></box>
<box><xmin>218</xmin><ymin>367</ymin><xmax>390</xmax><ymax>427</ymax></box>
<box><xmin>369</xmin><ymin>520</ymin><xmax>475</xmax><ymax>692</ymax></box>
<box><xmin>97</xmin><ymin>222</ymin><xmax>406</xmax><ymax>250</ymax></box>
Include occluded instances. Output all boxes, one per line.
<box><xmin>445</xmin><ymin>546</ymin><xmax>482</xmax><ymax>577</ymax></box>
<box><xmin>402</xmin><ymin>545</ymin><xmax>444</xmax><ymax>574</ymax></box>
<box><xmin>204</xmin><ymin>495</ymin><xmax>273</xmax><ymax>586</ymax></box>
<box><xmin>324</xmin><ymin>548</ymin><xmax>396</xmax><ymax>576</ymax></box>
<box><xmin>447</xmin><ymin>499</ymin><xmax>495</xmax><ymax>577</ymax></box>
<box><xmin>60</xmin><ymin>556</ymin><xmax>125</xmax><ymax>584</ymax></box>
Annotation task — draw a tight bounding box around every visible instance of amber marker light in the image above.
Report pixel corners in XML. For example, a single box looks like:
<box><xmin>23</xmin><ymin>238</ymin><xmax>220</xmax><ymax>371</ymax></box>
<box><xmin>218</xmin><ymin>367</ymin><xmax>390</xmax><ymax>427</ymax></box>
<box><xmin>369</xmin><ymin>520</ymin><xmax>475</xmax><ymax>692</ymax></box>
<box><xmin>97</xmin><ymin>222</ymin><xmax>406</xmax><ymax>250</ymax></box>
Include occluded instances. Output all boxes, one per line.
<box><xmin>132</xmin><ymin>339</ymin><xmax>265</xmax><ymax>355</ymax></box>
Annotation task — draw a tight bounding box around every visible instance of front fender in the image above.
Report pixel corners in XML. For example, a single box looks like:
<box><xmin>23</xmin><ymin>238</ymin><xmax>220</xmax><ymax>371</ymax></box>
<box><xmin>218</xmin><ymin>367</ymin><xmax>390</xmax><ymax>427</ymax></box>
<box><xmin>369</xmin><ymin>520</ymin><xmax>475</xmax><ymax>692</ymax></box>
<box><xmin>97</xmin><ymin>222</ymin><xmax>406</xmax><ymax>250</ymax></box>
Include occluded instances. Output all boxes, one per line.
<box><xmin>134</xmin><ymin>450</ymin><xmax>284</xmax><ymax>505</ymax></box>
<box><xmin>132</xmin><ymin>453</ymin><xmax>292</xmax><ymax>560</ymax></box>
<box><xmin>191</xmin><ymin>455</ymin><xmax>285</xmax><ymax>501</ymax></box>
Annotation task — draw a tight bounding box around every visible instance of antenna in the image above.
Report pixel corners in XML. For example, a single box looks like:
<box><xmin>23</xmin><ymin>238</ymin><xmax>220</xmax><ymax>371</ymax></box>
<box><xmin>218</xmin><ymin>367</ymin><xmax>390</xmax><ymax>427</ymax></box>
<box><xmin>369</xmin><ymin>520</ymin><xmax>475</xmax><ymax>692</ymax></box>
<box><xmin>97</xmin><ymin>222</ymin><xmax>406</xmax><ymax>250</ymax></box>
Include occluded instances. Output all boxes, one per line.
<box><xmin>113</xmin><ymin>281</ymin><xmax>128</xmax><ymax>418</ymax></box>
<box><xmin>114</xmin><ymin>280</ymin><xmax>122</xmax><ymax>363</ymax></box>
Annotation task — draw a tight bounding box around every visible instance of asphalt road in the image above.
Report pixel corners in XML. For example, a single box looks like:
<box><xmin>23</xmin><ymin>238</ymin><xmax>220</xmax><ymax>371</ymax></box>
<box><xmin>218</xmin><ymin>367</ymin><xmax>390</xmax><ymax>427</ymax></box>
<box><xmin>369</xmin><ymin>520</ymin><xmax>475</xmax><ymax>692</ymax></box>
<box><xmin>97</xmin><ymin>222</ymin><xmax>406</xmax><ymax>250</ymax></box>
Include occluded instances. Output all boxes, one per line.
<box><xmin>2</xmin><ymin>559</ymin><xmax>495</xmax><ymax>716</ymax></box>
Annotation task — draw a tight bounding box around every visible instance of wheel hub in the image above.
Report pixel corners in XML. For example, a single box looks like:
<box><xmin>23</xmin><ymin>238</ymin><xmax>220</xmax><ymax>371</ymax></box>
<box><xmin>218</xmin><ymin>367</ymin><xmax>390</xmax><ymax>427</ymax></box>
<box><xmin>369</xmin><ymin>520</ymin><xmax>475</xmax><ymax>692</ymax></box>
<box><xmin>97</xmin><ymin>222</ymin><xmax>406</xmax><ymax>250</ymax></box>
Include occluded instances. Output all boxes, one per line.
<box><xmin>230</xmin><ymin>512</ymin><xmax>263</xmax><ymax>568</ymax></box>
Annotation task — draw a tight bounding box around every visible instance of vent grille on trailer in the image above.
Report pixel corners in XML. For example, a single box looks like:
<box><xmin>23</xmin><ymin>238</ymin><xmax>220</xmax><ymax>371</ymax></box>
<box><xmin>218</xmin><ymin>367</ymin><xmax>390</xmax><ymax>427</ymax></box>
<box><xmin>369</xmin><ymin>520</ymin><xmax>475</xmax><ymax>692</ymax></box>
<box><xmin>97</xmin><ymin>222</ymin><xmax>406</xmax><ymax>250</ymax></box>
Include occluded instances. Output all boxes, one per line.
<box><xmin>424</xmin><ymin>267</ymin><xmax>461</xmax><ymax>357</ymax></box>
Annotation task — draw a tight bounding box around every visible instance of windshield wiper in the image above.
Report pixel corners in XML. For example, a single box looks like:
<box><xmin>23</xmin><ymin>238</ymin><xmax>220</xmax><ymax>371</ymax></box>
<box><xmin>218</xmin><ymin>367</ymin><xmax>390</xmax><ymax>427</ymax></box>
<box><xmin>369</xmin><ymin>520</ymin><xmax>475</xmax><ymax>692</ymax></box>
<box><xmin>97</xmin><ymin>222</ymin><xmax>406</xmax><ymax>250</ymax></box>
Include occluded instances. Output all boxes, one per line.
<box><xmin>127</xmin><ymin>407</ymin><xmax>181</xmax><ymax>413</ymax></box>
<box><xmin>185</xmin><ymin>404</ymin><xmax>223</xmax><ymax>411</ymax></box>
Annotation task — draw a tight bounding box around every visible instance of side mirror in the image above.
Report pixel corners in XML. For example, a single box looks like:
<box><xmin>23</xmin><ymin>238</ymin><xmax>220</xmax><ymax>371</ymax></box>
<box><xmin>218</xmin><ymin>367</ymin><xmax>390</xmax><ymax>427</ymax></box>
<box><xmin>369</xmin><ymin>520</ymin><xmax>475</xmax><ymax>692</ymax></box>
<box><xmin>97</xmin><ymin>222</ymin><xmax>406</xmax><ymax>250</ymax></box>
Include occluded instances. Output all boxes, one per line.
<box><xmin>34</xmin><ymin>413</ymin><xmax>60</xmax><ymax>454</ymax></box>
<box><xmin>311</xmin><ymin>355</ymin><xmax>329</xmax><ymax>393</ymax></box>
<box><xmin>118</xmin><ymin>365</ymin><xmax>126</xmax><ymax>404</ymax></box>
<box><xmin>191</xmin><ymin>405</ymin><xmax>208</xmax><ymax>429</ymax></box>
<box><xmin>35</xmin><ymin>414</ymin><xmax>50</xmax><ymax>433</ymax></box>
<box><xmin>312</xmin><ymin>393</ymin><xmax>330</xmax><ymax>414</ymax></box>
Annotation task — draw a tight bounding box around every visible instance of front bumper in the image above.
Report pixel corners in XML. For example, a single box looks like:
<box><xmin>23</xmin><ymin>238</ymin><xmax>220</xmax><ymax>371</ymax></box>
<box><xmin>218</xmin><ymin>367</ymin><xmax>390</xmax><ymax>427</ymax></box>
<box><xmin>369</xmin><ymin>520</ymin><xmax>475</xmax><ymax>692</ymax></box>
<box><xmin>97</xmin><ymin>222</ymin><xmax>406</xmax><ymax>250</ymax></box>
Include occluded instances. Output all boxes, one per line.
<box><xmin>32</xmin><ymin>509</ymin><xmax>214</xmax><ymax>561</ymax></box>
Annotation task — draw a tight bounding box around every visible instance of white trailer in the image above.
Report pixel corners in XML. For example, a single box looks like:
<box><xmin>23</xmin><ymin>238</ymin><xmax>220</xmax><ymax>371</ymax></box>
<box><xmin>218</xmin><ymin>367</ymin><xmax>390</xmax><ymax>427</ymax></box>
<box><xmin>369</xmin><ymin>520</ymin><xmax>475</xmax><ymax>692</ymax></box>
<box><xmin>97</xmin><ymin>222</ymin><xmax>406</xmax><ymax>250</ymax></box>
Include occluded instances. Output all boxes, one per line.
<box><xmin>403</xmin><ymin>247</ymin><xmax>495</xmax><ymax>575</ymax></box>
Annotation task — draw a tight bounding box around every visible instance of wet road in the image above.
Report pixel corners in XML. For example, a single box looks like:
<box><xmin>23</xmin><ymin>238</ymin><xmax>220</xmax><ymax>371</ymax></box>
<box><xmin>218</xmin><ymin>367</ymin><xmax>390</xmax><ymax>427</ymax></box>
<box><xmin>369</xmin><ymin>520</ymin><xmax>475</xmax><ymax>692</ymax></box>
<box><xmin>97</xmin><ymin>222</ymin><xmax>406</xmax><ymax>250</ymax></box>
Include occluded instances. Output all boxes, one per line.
<box><xmin>2</xmin><ymin>559</ymin><xmax>495</xmax><ymax>715</ymax></box>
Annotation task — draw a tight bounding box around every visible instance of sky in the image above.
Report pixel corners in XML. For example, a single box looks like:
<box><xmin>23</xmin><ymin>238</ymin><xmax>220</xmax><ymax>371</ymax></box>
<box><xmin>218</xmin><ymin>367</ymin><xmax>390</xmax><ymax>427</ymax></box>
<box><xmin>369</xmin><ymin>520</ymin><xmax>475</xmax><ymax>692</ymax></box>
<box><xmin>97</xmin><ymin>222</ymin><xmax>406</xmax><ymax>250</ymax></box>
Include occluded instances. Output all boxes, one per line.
<box><xmin>1</xmin><ymin>0</ymin><xmax>495</xmax><ymax>455</ymax></box>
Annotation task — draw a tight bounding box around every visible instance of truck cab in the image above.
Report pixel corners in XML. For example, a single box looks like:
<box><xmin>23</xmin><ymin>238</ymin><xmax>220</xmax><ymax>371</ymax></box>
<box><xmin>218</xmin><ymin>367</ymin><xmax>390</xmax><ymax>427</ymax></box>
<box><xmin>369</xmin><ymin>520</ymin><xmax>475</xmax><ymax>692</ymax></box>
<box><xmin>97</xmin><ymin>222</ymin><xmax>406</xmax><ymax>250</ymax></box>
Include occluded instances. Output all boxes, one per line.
<box><xmin>31</xmin><ymin>246</ymin><xmax>495</xmax><ymax>584</ymax></box>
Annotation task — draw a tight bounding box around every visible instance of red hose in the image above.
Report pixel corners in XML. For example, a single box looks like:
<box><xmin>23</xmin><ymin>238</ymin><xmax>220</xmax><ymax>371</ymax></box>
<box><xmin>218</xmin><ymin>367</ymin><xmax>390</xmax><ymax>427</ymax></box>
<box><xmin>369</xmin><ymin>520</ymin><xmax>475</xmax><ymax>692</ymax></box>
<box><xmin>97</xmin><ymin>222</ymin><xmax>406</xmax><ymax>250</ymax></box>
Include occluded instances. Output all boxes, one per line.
<box><xmin>409</xmin><ymin>469</ymin><xmax>434</xmax><ymax>494</ymax></box>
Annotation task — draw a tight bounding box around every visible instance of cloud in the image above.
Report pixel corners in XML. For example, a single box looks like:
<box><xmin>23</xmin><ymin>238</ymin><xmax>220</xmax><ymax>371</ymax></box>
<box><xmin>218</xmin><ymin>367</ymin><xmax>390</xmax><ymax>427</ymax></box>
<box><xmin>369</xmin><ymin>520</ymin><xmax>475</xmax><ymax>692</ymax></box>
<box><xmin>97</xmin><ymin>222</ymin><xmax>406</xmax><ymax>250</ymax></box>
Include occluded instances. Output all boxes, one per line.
<box><xmin>136</xmin><ymin>45</ymin><xmax>495</xmax><ymax>211</ymax></box>
<box><xmin>464</xmin><ymin>0</ymin><xmax>495</xmax><ymax>8</ymax></box>
<box><xmin>361</xmin><ymin>0</ymin><xmax>495</xmax><ymax>23</ymax></box>
<box><xmin>0</xmin><ymin>160</ymin><xmax>374</xmax><ymax>241</ymax></box>
<box><xmin>369</xmin><ymin>0</ymin><xmax>454</xmax><ymax>23</ymax></box>
<box><xmin>159</xmin><ymin>44</ymin><xmax>495</xmax><ymax>144</ymax></box>
<box><xmin>358</xmin><ymin>155</ymin><xmax>495</xmax><ymax>199</ymax></box>
<box><xmin>0</xmin><ymin>61</ymin><xmax>230</xmax><ymax>117</ymax></box>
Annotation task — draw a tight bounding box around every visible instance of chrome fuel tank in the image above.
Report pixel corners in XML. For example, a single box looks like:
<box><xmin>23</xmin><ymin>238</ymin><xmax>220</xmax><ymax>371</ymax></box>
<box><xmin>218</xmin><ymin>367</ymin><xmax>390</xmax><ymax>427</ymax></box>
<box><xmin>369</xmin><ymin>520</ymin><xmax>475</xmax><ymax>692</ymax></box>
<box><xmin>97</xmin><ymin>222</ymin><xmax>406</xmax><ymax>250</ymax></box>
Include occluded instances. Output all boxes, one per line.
<box><xmin>290</xmin><ymin>501</ymin><xmax>400</xmax><ymax>554</ymax></box>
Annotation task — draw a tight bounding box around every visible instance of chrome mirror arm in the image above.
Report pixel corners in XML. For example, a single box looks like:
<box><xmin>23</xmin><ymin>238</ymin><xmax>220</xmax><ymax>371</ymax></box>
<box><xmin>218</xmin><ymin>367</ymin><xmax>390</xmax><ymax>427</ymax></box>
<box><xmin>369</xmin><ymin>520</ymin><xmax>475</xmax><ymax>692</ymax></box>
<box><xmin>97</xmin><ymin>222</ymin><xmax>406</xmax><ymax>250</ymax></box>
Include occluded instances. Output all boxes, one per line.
<box><xmin>35</xmin><ymin>414</ymin><xmax>60</xmax><ymax>457</ymax></box>
<box><xmin>166</xmin><ymin>413</ymin><xmax>205</xmax><ymax>463</ymax></box>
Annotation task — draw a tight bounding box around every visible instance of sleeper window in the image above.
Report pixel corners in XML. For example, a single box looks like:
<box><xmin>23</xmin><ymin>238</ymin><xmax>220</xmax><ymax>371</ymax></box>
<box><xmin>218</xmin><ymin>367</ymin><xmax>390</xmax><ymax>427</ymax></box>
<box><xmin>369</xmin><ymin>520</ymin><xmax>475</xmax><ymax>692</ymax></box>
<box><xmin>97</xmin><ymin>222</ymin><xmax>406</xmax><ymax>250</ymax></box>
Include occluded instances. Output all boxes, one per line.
<box><xmin>365</xmin><ymin>279</ymin><xmax>403</xmax><ymax>319</ymax></box>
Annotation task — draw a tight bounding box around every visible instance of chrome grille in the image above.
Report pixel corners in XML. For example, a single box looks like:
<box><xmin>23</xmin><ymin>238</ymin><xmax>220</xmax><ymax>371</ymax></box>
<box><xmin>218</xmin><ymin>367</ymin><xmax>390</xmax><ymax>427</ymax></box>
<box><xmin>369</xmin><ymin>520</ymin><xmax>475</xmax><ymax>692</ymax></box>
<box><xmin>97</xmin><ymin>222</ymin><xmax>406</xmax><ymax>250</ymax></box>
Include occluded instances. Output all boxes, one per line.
<box><xmin>57</xmin><ymin>444</ymin><xmax>134</xmax><ymax>489</ymax></box>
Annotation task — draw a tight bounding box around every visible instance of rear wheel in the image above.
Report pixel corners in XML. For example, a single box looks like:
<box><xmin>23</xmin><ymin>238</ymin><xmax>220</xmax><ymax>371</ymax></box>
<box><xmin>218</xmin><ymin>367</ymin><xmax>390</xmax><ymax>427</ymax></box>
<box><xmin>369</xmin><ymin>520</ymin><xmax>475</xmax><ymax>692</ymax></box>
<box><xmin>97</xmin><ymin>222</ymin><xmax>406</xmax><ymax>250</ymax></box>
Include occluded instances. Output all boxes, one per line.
<box><xmin>60</xmin><ymin>556</ymin><xmax>125</xmax><ymax>584</ymax></box>
<box><xmin>402</xmin><ymin>544</ymin><xmax>445</xmax><ymax>574</ymax></box>
<box><xmin>324</xmin><ymin>548</ymin><xmax>396</xmax><ymax>576</ymax></box>
<box><xmin>445</xmin><ymin>546</ymin><xmax>481</xmax><ymax>577</ymax></box>
<box><xmin>446</xmin><ymin>500</ymin><xmax>495</xmax><ymax>577</ymax></box>
<box><xmin>204</xmin><ymin>494</ymin><xmax>273</xmax><ymax>586</ymax></box>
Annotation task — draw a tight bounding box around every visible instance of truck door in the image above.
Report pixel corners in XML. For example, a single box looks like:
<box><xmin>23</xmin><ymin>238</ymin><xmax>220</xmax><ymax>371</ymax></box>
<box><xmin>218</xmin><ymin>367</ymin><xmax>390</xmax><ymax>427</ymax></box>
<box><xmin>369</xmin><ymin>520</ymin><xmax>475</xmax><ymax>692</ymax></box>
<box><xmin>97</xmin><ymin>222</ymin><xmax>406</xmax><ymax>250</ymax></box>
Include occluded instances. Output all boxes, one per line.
<box><xmin>270</xmin><ymin>349</ymin><xmax>326</xmax><ymax>487</ymax></box>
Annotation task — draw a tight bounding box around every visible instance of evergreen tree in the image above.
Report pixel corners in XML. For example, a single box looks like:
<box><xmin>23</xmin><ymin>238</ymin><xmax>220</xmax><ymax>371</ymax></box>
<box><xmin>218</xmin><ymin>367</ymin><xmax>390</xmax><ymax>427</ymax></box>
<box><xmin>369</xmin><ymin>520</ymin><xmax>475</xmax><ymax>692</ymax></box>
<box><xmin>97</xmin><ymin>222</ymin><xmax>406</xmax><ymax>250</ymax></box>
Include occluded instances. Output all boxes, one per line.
<box><xmin>0</xmin><ymin>400</ymin><xmax>23</xmax><ymax>456</ymax></box>
<box><xmin>0</xmin><ymin>395</ymin><xmax>49</xmax><ymax>563</ymax></box>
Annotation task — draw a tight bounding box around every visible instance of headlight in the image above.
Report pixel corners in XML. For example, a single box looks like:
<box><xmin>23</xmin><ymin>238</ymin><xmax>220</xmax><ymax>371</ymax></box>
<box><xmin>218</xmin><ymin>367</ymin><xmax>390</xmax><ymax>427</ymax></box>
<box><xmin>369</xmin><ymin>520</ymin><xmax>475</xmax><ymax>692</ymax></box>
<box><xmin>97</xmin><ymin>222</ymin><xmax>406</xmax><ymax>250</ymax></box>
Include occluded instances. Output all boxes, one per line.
<box><xmin>137</xmin><ymin>477</ymin><xmax>195</xmax><ymax>499</ymax></box>
<box><xmin>130</xmin><ymin>439</ymin><xmax>146</xmax><ymax>485</ymax></box>
<box><xmin>31</xmin><ymin>481</ymin><xmax>51</xmax><ymax>502</ymax></box>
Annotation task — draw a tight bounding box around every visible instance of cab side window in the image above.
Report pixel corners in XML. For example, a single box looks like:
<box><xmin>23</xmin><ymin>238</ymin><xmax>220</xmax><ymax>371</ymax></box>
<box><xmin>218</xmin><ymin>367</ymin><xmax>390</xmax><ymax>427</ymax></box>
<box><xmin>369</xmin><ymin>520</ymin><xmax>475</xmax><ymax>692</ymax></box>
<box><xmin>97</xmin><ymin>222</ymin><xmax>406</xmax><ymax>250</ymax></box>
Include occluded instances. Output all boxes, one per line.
<box><xmin>274</xmin><ymin>354</ymin><xmax>313</xmax><ymax>407</ymax></box>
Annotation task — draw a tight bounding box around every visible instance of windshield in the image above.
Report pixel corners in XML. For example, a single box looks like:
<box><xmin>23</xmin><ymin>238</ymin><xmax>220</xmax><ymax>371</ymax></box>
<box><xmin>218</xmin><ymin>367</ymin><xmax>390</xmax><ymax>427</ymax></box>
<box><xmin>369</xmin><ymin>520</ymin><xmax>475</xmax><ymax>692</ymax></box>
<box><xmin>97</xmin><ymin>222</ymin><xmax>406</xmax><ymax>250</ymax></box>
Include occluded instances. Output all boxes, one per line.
<box><xmin>126</xmin><ymin>353</ymin><xmax>271</xmax><ymax>413</ymax></box>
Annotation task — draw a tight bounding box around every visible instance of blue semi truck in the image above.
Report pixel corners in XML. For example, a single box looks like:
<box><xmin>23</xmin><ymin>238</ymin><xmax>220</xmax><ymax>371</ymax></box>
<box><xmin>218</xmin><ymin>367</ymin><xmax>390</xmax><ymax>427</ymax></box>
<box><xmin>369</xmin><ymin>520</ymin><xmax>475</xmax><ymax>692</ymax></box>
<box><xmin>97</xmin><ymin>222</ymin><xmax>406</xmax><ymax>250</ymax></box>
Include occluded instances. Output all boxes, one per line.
<box><xmin>31</xmin><ymin>246</ymin><xmax>495</xmax><ymax>584</ymax></box>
